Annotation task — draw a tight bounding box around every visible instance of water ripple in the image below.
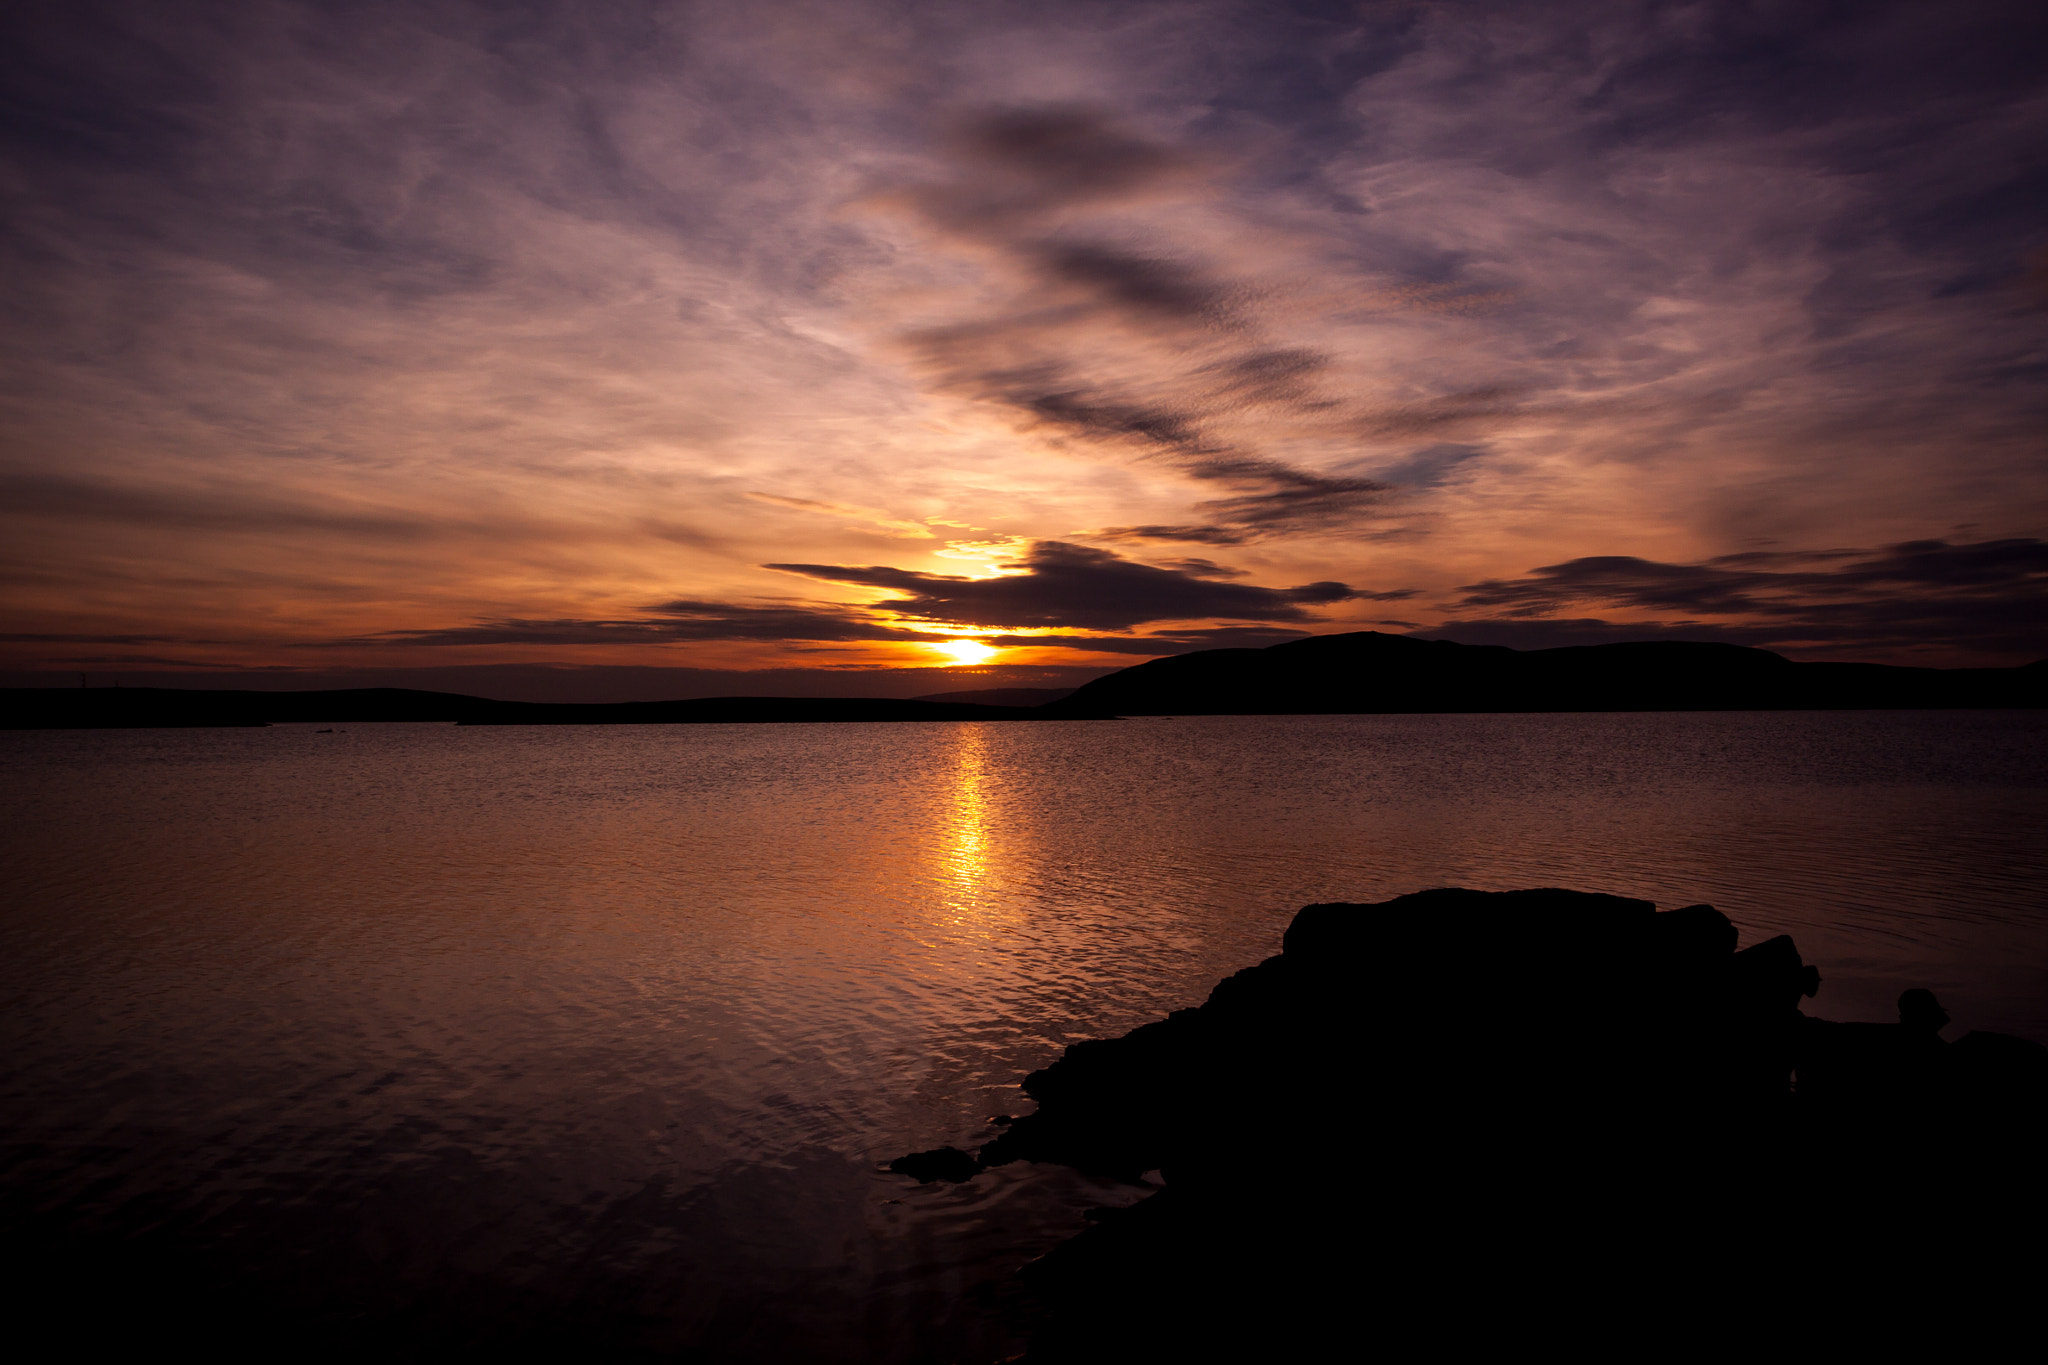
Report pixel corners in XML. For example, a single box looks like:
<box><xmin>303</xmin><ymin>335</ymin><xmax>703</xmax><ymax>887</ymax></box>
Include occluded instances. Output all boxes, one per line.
<box><xmin>1</xmin><ymin>712</ymin><xmax>2042</xmax><ymax>1359</ymax></box>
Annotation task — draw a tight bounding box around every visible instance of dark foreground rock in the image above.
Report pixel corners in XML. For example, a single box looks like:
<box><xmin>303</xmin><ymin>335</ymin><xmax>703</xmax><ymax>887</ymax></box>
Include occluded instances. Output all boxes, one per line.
<box><xmin>897</xmin><ymin>889</ymin><xmax>2048</xmax><ymax>1360</ymax></box>
<box><xmin>888</xmin><ymin>1146</ymin><xmax>981</xmax><ymax>1184</ymax></box>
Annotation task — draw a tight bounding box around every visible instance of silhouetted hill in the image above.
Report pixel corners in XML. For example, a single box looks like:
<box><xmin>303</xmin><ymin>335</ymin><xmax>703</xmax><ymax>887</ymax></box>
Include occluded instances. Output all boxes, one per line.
<box><xmin>9</xmin><ymin>642</ymin><xmax>2040</xmax><ymax>727</ymax></box>
<box><xmin>0</xmin><ymin>687</ymin><xmax>1104</xmax><ymax>730</ymax></box>
<box><xmin>1044</xmin><ymin>631</ymin><xmax>2045</xmax><ymax>715</ymax></box>
<box><xmin>911</xmin><ymin>686</ymin><xmax>1078</xmax><ymax>706</ymax></box>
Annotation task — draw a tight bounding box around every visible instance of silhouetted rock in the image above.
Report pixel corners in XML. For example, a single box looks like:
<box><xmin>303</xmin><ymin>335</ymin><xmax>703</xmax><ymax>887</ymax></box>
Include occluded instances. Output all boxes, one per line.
<box><xmin>887</xmin><ymin>1146</ymin><xmax>981</xmax><ymax>1184</ymax></box>
<box><xmin>898</xmin><ymin>889</ymin><xmax>2048</xmax><ymax>1360</ymax></box>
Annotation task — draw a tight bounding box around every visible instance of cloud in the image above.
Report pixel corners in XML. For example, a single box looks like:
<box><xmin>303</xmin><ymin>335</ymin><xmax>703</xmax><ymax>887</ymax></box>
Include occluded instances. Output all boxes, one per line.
<box><xmin>766</xmin><ymin>538</ymin><xmax>1370</xmax><ymax>631</ymax></box>
<box><xmin>349</xmin><ymin>620</ymin><xmax>1323</xmax><ymax>661</ymax></box>
<box><xmin>3</xmin><ymin>2</ymin><xmax>2045</xmax><ymax>684</ymax></box>
<box><xmin>904</xmin><ymin>107</ymin><xmax>1197</xmax><ymax>230</ymax></box>
<box><xmin>1361</xmin><ymin>443</ymin><xmax>1491</xmax><ymax>492</ymax></box>
<box><xmin>1191</xmin><ymin>462</ymin><xmax>1393</xmax><ymax>533</ymax></box>
<box><xmin>1147</xmin><ymin>557</ymin><xmax>1246</xmax><ymax>579</ymax></box>
<box><xmin>744</xmin><ymin>492</ymin><xmax>937</xmax><ymax>539</ymax></box>
<box><xmin>1091</xmin><ymin>524</ymin><xmax>1256</xmax><ymax>547</ymax></box>
<box><xmin>1445</xmin><ymin>538</ymin><xmax>2048</xmax><ymax>659</ymax></box>
<box><xmin>980</xmin><ymin>624</ymin><xmax>1317</xmax><ymax>655</ymax></box>
<box><xmin>1418</xmin><ymin>618</ymin><xmax>1780</xmax><ymax>652</ymax></box>
<box><xmin>887</xmin><ymin>106</ymin><xmax>1402</xmax><ymax>540</ymax></box>
<box><xmin>325</xmin><ymin>612</ymin><xmax>1316</xmax><ymax>661</ymax></box>
<box><xmin>38</xmin><ymin>654</ymin><xmax>232</xmax><ymax>667</ymax></box>
<box><xmin>1033</xmin><ymin>243</ymin><xmax>1230</xmax><ymax>322</ymax></box>
<box><xmin>1457</xmin><ymin>539</ymin><xmax>2048</xmax><ymax>616</ymax></box>
<box><xmin>0</xmin><ymin>633</ymin><xmax>185</xmax><ymax>645</ymax></box>
<box><xmin>344</xmin><ymin>602</ymin><xmax>949</xmax><ymax>649</ymax></box>
<box><xmin>303</xmin><ymin>594</ymin><xmax>1335</xmax><ymax>662</ymax></box>
<box><xmin>0</xmin><ymin>473</ymin><xmax>436</xmax><ymax>541</ymax></box>
<box><xmin>307</xmin><ymin>542</ymin><xmax>1396</xmax><ymax>656</ymax></box>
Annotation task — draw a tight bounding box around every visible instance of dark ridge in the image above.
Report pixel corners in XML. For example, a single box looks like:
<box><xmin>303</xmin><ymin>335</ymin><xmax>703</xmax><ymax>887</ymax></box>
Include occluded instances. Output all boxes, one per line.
<box><xmin>1043</xmin><ymin>631</ymin><xmax>2046</xmax><ymax>715</ymax></box>
<box><xmin>894</xmin><ymin>889</ymin><xmax>2048</xmax><ymax>1359</ymax></box>
<box><xmin>911</xmin><ymin>686</ymin><xmax>1079</xmax><ymax>706</ymax></box>
<box><xmin>0</xmin><ymin>687</ymin><xmax>1115</xmax><ymax>730</ymax></box>
<box><xmin>12</xmin><ymin>639</ymin><xmax>2039</xmax><ymax>728</ymax></box>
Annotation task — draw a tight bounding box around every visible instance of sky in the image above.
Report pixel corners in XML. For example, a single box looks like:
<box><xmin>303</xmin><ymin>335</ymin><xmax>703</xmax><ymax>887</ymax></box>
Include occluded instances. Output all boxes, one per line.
<box><xmin>3</xmin><ymin>0</ymin><xmax>2044</xmax><ymax>699</ymax></box>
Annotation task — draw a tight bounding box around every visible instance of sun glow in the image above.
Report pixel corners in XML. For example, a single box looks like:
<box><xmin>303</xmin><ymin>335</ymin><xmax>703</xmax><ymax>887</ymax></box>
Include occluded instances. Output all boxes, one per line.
<box><xmin>932</xmin><ymin>639</ymin><xmax>999</xmax><ymax>666</ymax></box>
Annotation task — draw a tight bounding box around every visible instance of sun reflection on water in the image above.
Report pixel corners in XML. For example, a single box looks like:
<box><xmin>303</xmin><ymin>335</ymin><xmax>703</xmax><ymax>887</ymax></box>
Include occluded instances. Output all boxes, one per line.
<box><xmin>935</xmin><ymin>724</ymin><xmax>999</xmax><ymax>929</ymax></box>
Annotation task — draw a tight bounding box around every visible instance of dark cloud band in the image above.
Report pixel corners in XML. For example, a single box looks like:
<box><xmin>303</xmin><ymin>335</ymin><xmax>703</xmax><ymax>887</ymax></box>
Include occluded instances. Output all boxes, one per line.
<box><xmin>304</xmin><ymin>543</ymin><xmax>1397</xmax><ymax>655</ymax></box>
<box><xmin>1444</xmin><ymin>538</ymin><xmax>2048</xmax><ymax>658</ymax></box>
<box><xmin>766</xmin><ymin>539</ymin><xmax>1363</xmax><ymax>631</ymax></box>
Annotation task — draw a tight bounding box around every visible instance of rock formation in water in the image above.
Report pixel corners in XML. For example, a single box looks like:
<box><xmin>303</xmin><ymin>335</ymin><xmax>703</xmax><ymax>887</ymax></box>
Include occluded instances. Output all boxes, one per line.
<box><xmin>893</xmin><ymin>889</ymin><xmax>2048</xmax><ymax>1360</ymax></box>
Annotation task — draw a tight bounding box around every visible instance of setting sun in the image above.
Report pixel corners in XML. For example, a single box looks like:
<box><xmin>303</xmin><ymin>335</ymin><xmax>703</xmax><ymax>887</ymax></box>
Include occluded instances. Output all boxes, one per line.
<box><xmin>932</xmin><ymin>639</ymin><xmax>998</xmax><ymax>666</ymax></box>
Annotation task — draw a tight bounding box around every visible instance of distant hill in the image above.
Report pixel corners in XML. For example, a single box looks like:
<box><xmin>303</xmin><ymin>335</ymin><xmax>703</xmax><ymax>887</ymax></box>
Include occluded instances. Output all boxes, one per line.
<box><xmin>911</xmin><ymin>686</ymin><xmax>1078</xmax><ymax>707</ymax></box>
<box><xmin>8</xmin><ymin>639</ymin><xmax>2041</xmax><ymax>729</ymax></box>
<box><xmin>0</xmin><ymin>687</ymin><xmax>1104</xmax><ymax>730</ymax></box>
<box><xmin>1043</xmin><ymin>632</ymin><xmax>2046</xmax><ymax>715</ymax></box>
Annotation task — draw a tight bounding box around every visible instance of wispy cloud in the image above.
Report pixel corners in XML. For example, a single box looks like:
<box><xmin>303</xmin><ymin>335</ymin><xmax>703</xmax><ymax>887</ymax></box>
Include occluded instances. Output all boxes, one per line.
<box><xmin>309</xmin><ymin>540</ymin><xmax>1397</xmax><ymax>655</ymax></box>
<box><xmin>352</xmin><ymin>602</ymin><xmax>948</xmax><ymax>649</ymax></box>
<box><xmin>744</xmin><ymin>493</ymin><xmax>938</xmax><ymax>540</ymax></box>
<box><xmin>1436</xmin><ymin>538</ymin><xmax>2048</xmax><ymax>660</ymax></box>
<box><xmin>879</xmin><ymin>107</ymin><xmax>1402</xmax><ymax>542</ymax></box>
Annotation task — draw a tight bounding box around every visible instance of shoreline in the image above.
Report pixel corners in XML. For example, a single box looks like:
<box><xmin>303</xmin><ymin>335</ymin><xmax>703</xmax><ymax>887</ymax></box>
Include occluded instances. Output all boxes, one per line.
<box><xmin>8</xmin><ymin>681</ymin><xmax>2046</xmax><ymax>729</ymax></box>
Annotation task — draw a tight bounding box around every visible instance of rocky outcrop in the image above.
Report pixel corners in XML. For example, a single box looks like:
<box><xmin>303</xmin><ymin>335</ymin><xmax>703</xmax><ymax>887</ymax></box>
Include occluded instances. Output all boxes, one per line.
<box><xmin>894</xmin><ymin>889</ymin><xmax>2048</xmax><ymax>1360</ymax></box>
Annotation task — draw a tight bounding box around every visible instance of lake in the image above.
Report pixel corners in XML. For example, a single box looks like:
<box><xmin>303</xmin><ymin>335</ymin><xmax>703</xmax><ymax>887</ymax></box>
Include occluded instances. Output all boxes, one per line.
<box><xmin>2</xmin><ymin>711</ymin><xmax>2043</xmax><ymax>1360</ymax></box>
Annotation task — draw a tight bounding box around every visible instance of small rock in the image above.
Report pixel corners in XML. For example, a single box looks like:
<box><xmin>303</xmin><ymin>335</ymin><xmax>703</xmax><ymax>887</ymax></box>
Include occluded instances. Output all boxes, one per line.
<box><xmin>888</xmin><ymin>1146</ymin><xmax>981</xmax><ymax>1183</ymax></box>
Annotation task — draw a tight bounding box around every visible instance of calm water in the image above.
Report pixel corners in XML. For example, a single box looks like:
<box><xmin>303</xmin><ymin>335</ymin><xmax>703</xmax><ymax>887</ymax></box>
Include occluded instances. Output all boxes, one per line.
<box><xmin>3</xmin><ymin>713</ymin><xmax>2044</xmax><ymax>1359</ymax></box>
